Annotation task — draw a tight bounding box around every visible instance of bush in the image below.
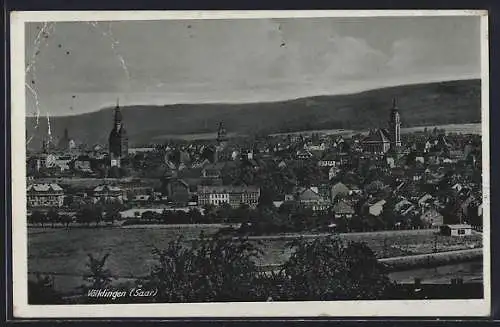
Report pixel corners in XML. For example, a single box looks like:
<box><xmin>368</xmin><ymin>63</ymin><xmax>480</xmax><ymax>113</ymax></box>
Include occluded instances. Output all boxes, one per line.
<box><xmin>28</xmin><ymin>274</ymin><xmax>63</xmax><ymax>304</ymax></box>
<box><xmin>142</xmin><ymin>231</ymin><xmax>263</xmax><ymax>302</ymax></box>
<box><xmin>279</xmin><ymin>237</ymin><xmax>393</xmax><ymax>300</ymax></box>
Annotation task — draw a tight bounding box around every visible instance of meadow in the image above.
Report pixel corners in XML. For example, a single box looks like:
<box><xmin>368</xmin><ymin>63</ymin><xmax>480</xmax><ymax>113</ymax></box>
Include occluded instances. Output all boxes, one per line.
<box><xmin>28</xmin><ymin>227</ymin><xmax>482</xmax><ymax>278</ymax></box>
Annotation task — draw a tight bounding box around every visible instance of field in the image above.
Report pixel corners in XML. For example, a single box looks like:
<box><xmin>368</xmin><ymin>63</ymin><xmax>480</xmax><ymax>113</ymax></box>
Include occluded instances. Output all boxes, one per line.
<box><xmin>28</xmin><ymin>227</ymin><xmax>482</xmax><ymax>278</ymax></box>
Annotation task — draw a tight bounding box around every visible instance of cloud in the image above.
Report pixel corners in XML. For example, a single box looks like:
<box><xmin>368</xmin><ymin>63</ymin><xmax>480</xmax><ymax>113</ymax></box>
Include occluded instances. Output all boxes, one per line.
<box><xmin>24</xmin><ymin>17</ymin><xmax>481</xmax><ymax>116</ymax></box>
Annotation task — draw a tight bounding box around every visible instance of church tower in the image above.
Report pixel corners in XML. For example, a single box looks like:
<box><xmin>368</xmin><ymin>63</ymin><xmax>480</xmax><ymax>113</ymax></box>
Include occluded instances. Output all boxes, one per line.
<box><xmin>214</xmin><ymin>122</ymin><xmax>228</xmax><ymax>163</ymax></box>
<box><xmin>388</xmin><ymin>98</ymin><xmax>401</xmax><ymax>150</ymax></box>
<box><xmin>216</xmin><ymin>122</ymin><xmax>228</xmax><ymax>146</ymax></box>
<box><xmin>108</xmin><ymin>99</ymin><xmax>129</xmax><ymax>167</ymax></box>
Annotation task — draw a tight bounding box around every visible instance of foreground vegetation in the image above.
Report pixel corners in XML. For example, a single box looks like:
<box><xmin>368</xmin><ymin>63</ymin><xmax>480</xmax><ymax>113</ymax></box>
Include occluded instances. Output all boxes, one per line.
<box><xmin>29</xmin><ymin>231</ymin><xmax>394</xmax><ymax>304</ymax></box>
<box><xmin>28</xmin><ymin>229</ymin><xmax>483</xmax><ymax>304</ymax></box>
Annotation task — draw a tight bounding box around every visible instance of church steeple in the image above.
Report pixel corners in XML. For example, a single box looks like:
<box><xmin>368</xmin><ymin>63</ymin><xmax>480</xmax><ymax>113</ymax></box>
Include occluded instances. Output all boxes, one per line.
<box><xmin>388</xmin><ymin>97</ymin><xmax>402</xmax><ymax>150</ymax></box>
<box><xmin>109</xmin><ymin>98</ymin><xmax>128</xmax><ymax>166</ymax></box>
<box><xmin>114</xmin><ymin>98</ymin><xmax>122</xmax><ymax>128</ymax></box>
<box><xmin>217</xmin><ymin>121</ymin><xmax>228</xmax><ymax>144</ymax></box>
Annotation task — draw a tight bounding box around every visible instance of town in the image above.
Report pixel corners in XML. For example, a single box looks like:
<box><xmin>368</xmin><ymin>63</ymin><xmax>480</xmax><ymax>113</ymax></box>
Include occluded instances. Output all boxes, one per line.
<box><xmin>26</xmin><ymin>98</ymin><xmax>483</xmax><ymax>236</ymax></box>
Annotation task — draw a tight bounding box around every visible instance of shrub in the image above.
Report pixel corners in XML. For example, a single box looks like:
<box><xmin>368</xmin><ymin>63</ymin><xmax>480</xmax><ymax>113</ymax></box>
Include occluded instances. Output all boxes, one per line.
<box><xmin>142</xmin><ymin>231</ymin><xmax>263</xmax><ymax>302</ymax></box>
<box><xmin>279</xmin><ymin>237</ymin><xmax>393</xmax><ymax>300</ymax></box>
<box><xmin>28</xmin><ymin>274</ymin><xmax>63</xmax><ymax>304</ymax></box>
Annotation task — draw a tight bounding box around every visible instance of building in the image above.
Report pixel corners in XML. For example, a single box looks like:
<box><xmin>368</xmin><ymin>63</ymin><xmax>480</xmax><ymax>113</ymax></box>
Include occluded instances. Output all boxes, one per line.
<box><xmin>216</xmin><ymin>121</ymin><xmax>228</xmax><ymax>146</ymax></box>
<box><xmin>296</xmin><ymin>149</ymin><xmax>313</xmax><ymax>160</ymax></box>
<box><xmin>92</xmin><ymin>184</ymin><xmax>124</xmax><ymax>203</ymax></box>
<box><xmin>54</xmin><ymin>154</ymin><xmax>73</xmax><ymax>172</ymax></box>
<box><xmin>362</xmin><ymin>129</ymin><xmax>391</xmax><ymax>154</ymax></box>
<box><xmin>318</xmin><ymin>152</ymin><xmax>338</xmax><ymax>167</ymax></box>
<box><xmin>331</xmin><ymin>182</ymin><xmax>351</xmax><ymax>202</ymax></box>
<box><xmin>74</xmin><ymin>155</ymin><xmax>93</xmax><ymax>173</ymax></box>
<box><xmin>27</xmin><ymin>183</ymin><xmax>65</xmax><ymax>208</ymax></box>
<box><xmin>440</xmin><ymin>224</ymin><xmax>473</xmax><ymax>237</ymax></box>
<box><xmin>202</xmin><ymin>162</ymin><xmax>225</xmax><ymax>179</ymax></box>
<box><xmin>294</xmin><ymin>187</ymin><xmax>330</xmax><ymax>212</ymax></box>
<box><xmin>128</xmin><ymin>147</ymin><xmax>157</xmax><ymax>155</ymax></box>
<box><xmin>57</xmin><ymin>128</ymin><xmax>76</xmax><ymax>153</ymax></box>
<box><xmin>388</xmin><ymin>98</ymin><xmax>402</xmax><ymax>150</ymax></box>
<box><xmin>197</xmin><ymin>185</ymin><xmax>260</xmax><ymax>208</ymax></box>
<box><xmin>108</xmin><ymin>99</ymin><xmax>129</xmax><ymax>167</ymax></box>
<box><xmin>213</xmin><ymin>122</ymin><xmax>229</xmax><ymax>162</ymax></box>
<box><xmin>368</xmin><ymin>199</ymin><xmax>386</xmax><ymax>217</ymax></box>
<box><xmin>362</xmin><ymin>98</ymin><xmax>402</xmax><ymax>154</ymax></box>
<box><xmin>333</xmin><ymin>200</ymin><xmax>355</xmax><ymax>219</ymax></box>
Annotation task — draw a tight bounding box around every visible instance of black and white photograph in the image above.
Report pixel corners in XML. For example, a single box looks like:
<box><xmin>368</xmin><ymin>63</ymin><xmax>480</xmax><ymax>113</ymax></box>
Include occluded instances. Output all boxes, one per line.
<box><xmin>11</xmin><ymin>10</ymin><xmax>490</xmax><ymax>317</ymax></box>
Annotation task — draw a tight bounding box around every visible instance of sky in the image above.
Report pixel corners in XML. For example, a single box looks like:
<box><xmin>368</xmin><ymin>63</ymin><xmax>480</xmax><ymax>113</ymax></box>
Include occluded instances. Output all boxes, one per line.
<box><xmin>25</xmin><ymin>15</ymin><xmax>481</xmax><ymax>116</ymax></box>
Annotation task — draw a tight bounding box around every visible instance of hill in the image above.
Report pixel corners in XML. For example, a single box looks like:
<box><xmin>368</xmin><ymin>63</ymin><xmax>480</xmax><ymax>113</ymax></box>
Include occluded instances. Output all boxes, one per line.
<box><xmin>26</xmin><ymin>79</ymin><xmax>481</xmax><ymax>149</ymax></box>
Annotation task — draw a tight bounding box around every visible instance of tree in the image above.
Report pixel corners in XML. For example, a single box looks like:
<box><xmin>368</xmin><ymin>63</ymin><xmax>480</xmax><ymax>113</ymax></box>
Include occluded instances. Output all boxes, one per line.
<box><xmin>142</xmin><ymin>231</ymin><xmax>263</xmax><ymax>302</ymax></box>
<box><xmin>76</xmin><ymin>206</ymin><xmax>102</xmax><ymax>227</ymax></box>
<box><xmin>379</xmin><ymin>197</ymin><xmax>397</xmax><ymax>230</ymax></box>
<box><xmin>280</xmin><ymin>237</ymin><xmax>393</xmax><ymax>300</ymax></box>
<box><xmin>46</xmin><ymin>209</ymin><xmax>60</xmax><ymax>228</ymax></box>
<box><xmin>216</xmin><ymin>202</ymin><xmax>233</xmax><ymax>222</ymax></box>
<box><xmin>104</xmin><ymin>206</ymin><xmax>122</xmax><ymax>225</ymax></box>
<box><xmin>63</xmin><ymin>195</ymin><xmax>74</xmax><ymax>207</ymax></box>
<box><xmin>60</xmin><ymin>214</ymin><xmax>73</xmax><ymax>229</ymax></box>
<box><xmin>29</xmin><ymin>210</ymin><xmax>46</xmax><ymax>227</ymax></box>
<box><xmin>81</xmin><ymin>253</ymin><xmax>115</xmax><ymax>303</ymax></box>
<box><xmin>142</xmin><ymin>210</ymin><xmax>157</xmax><ymax>221</ymax></box>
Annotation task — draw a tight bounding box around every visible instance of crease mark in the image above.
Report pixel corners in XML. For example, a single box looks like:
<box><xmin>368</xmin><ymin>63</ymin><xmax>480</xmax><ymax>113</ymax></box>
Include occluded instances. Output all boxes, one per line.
<box><xmin>26</xmin><ymin>22</ymin><xmax>56</xmax><ymax>146</ymax></box>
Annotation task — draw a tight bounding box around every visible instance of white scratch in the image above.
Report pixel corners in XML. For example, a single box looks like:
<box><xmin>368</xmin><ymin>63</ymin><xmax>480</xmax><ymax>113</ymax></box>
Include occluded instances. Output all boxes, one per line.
<box><xmin>26</xmin><ymin>22</ymin><xmax>56</xmax><ymax>146</ymax></box>
<box><xmin>46</xmin><ymin>111</ymin><xmax>52</xmax><ymax>142</ymax></box>
<box><xmin>88</xmin><ymin>21</ymin><xmax>131</xmax><ymax>81</ymax></box>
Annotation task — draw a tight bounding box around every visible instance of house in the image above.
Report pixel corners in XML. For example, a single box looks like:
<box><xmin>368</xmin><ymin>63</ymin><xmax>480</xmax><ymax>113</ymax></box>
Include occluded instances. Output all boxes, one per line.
<box><xmin>451</xmin><ymin>183</ymin><xmax>463</xmax><ymax>192</ymax></box>
<box><xmin>132</xmin><ymin>194</ymin><xmax>152</xmax><ymax>203</ymax></box>
<box><xmin>197</xmin><ymin>185</ymin><xmax>260</xmax><ymax>208</ymax></box>
<box><xmin>296</xmin><ymin>149</ymin><xmax>313</xmax><ymax>160</ymax></box>
<box><xmin>415</xmin><ymin>156</ymin><xmax>425</xmax><ymax>164</ymax></box>
<box><xmin>54</xmin><ymin>155</ymin><xmax>73</xmax><ymax>172</ymax></box>
<box><xmin>202</xmin><ymin>162</ymin><xmax>225</xmax><ymax>179</ymax></box>
<box><xmin>120</xmin><ymin>181</ymin><xmax>155</xmax><ymax>200</ymax></box>
<box><xmin>331</xmin><ymin>182</ymin><xmax>350</xmax><ymax>202</ymax></box>
<box><xmin>420</xmin><ymin>209</ymin><xmax>444</xmax><ymax>228</ymax></box>
<box><xmin>418</xmin><ymin>193</ymin><xmax>434</xmax><ymax>207</ymax></box>
<box><xmin>92</xmin><ymin>185</ymin><xmax>124</xmax><ymax>203</ymax></box>
<box><xmin>440</xmin><ymin>224</ymin><xmax>473</xmax><ymax>237</ymax></box>
<box><xmin>318</xmin><ymin>153</ymin><xmax>338</xmax><ymax>167</ymax></box>
<box><xmin>295</xmin><ymin>187</ymin><xmax>330</xmax><ymax>212</ymax></box>
<box><xmin>369</xmin><ymin>199</ymin><xmax>386</xmax><ymax>217</ymax></box>
<box><xmin>305</xmin><ymin>142</ymin><xmax>327</xmax><ymax>152</ymax></box>
<box><xmin>269</xmin><ymin>201</ymin><xmax>283</xmax><ymax>209</ymax></box>
<box><xmin>333</xmin><ymin>200</ymin><xmax>355</xmax><ymax>219</ymax></box>
<box><xmin>74</xmin><ymin>155</ymin><xmax>92</xmax><ymax>172</ymax></box>
<box><xmin>394</xmin><ymin>199</ymin><xmax>413</xmax><ymax>212</ymax></box>
<box><xmin>27</xmin><ymin>183</ymin><xmax>65</xmax><ymax>208</ymax></box>
<box><xmin>128</xmin><ymin>147</ymin><xmax>156</xmax><ymax>155</ymax></box>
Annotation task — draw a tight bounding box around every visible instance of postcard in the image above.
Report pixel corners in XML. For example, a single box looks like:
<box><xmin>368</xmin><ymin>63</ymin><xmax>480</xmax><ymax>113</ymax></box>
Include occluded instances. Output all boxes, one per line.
<box><xmin>10</xmin><ymin>10</ymin><xmax>490</xmax><ymax>318</ymax></box>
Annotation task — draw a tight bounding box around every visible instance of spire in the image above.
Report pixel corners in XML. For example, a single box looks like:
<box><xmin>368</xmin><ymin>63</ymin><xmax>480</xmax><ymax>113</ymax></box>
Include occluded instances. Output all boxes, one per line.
<box><xmin>114</xmin><ymin>98</ymin><xmax>122</xmax><ymax>124</ymax></box>
<box><xmin>392</xmin><ymin>97</ymin><xmax>398</xmax><ymax>110</ymax></box>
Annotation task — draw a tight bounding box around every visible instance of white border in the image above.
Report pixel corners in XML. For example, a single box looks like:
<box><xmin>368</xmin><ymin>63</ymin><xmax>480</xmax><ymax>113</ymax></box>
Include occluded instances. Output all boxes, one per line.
<box><xmin>11</xmin><ymin>10</ymin><xmax>491</xmax><ymax>318</ymax></box>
